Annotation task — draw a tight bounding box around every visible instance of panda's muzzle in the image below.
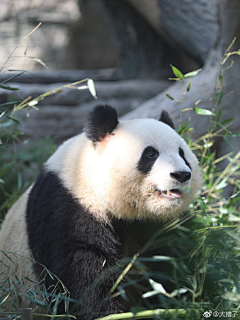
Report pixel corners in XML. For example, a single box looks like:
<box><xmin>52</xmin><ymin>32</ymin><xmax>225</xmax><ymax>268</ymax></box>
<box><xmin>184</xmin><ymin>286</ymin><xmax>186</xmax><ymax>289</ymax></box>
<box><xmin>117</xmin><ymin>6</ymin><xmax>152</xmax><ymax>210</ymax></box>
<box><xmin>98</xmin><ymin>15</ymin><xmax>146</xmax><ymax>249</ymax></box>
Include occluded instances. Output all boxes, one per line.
<box><xmin>158</xmin><ymin>171</ymin><xmax>190</xmax><ymax>199</ymax></box>
<box><xmin>147</xmin><ymin>170</ymin><xmax>191</xmax><ymax>199</ymax></box>
<box><xmin>147</xmin><ymin>186</ymin><xmax>183</xmax><ymax>199</ymax></box>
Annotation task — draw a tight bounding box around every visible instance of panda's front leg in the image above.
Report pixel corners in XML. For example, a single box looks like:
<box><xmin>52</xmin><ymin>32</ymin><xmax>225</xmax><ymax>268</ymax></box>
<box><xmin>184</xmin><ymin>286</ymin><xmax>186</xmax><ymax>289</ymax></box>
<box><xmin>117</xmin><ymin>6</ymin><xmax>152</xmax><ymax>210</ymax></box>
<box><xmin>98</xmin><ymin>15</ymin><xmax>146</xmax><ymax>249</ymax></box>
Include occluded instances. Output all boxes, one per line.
<box><xmin>64</xmin><ymin>246</ymin><xmax>124</xmax><ymax>320</ymax></box>
<box><xmin>27</xmin><ymin>170</ymin><xmax>124</xmax><ymax>319</ymax></box>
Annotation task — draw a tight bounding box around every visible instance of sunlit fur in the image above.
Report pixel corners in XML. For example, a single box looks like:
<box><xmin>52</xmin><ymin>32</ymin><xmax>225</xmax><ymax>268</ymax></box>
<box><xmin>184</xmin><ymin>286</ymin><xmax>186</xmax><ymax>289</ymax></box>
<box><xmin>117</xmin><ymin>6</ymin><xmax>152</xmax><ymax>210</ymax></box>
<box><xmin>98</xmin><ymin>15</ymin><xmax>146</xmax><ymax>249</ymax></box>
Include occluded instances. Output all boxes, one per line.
<box><xmin>0</xmin><ymin>188</ymin><xmax>40</xmax><ymax>310</ymax></box>
<box><xmin>46</xmin><ymin>118</ymin><xmax>201</xmax><ymax>222</ymax></box>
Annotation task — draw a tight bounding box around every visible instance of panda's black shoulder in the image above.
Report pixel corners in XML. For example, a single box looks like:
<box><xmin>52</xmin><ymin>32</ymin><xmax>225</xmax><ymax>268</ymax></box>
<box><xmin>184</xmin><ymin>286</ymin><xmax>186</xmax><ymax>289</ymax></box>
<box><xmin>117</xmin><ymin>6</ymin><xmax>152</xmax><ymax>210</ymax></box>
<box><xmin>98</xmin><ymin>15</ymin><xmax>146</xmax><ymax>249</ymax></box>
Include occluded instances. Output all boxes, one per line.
<box><xmin>26</xmin><ymin>168</ymin><xmax>122</xmax><ymax>291</ymax></box>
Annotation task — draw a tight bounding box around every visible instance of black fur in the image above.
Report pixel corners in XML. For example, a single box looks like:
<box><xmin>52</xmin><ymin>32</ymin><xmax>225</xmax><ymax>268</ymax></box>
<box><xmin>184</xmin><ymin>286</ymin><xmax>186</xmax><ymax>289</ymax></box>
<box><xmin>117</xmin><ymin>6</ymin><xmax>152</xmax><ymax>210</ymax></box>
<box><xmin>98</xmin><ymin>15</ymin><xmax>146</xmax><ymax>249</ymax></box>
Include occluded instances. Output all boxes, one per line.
<box><xmin>26</xmin><ymin>169</ymin><xmax>123</xmax><ymax>319</ymax></box>
<box><xmin>159</xmin><ymin>109</ymin><xmax>175</xmax><ymax>129</ymax></box>
<box><xmin>83</xmin><ymin>105</ymin><xmax>119</xmax><ymax>143</ymax></box>
<box><xmin>137</xmin><ymin>146</ymin><xmax>159</xmax><ymax>174</ymax></box>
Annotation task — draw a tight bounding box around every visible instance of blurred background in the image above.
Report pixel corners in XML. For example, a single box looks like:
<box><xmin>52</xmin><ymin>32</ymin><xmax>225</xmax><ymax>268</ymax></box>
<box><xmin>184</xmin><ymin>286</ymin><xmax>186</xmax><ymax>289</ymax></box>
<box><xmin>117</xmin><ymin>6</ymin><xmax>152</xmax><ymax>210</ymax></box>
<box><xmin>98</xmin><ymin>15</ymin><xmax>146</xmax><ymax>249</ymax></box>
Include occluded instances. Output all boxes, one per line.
<box><xmin>1</xmin><ymin>0</ymin><xmax>239</xmax><ymax>145</ymax></box>
<box><xmin>0</xmin><ymin>0</ymin><xmax>117</xmax><ymax>71</ymax></box>
<box><xmin>0</xmin><ymin>0</ymin><xmax>202</xmax><ymax>74</ymax></box>
<box><xmin>0</xmin><ymin>0</ymin><xmax>240</xmax><ymax>212</ymax></box>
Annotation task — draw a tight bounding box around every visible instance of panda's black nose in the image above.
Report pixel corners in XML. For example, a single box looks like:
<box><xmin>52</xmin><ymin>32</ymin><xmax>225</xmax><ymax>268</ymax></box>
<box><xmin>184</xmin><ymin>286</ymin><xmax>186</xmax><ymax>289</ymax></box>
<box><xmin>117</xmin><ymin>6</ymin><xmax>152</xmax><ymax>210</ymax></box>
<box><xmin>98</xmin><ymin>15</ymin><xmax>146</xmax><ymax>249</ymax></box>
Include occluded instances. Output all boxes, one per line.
<box><xmin>170</xmin><ymin>171</ymin><xmax>191</xmax><ymax>183</ymax></box>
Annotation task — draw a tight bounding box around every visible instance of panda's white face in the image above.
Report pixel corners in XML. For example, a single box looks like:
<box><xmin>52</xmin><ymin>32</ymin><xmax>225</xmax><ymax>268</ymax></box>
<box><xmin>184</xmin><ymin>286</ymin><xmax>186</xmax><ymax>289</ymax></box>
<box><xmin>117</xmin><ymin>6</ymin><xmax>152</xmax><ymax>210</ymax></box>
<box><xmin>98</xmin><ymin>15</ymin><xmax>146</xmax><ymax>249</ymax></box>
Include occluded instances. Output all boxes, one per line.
<box><xmin>46</xmin><ymin>106</ymin><xmax>201</xmax><ymax>221</ymax></box>
<box><xmin>84</xmin><ymin>118</ymin><xmax>201</xmax><ymax>221</ymax></box>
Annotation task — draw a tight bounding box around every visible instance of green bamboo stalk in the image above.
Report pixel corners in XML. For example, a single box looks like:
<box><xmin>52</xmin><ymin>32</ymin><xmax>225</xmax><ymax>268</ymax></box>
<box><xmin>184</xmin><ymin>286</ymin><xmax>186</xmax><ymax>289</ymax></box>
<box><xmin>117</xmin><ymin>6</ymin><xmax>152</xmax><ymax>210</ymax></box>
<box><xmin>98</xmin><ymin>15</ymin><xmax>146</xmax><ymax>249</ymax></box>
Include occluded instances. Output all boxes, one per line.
<box><xmin>109</xmin><ymin>253</ymin><xmax>139</xmax><ymax>295</ymax></box>
<box><xmin>13</xmin><ymin>78</ymin><xmax>90</xmax><ymax>112</ymax></box>
<box><xmin>33</xmin><ymin>313</ymin><xmax>76</xmax><ymax>319</ymax></box>
<box><xmin>95</xmin><ymin>308</ymin><xmax>200</xmax><ymax>320</ymax></box>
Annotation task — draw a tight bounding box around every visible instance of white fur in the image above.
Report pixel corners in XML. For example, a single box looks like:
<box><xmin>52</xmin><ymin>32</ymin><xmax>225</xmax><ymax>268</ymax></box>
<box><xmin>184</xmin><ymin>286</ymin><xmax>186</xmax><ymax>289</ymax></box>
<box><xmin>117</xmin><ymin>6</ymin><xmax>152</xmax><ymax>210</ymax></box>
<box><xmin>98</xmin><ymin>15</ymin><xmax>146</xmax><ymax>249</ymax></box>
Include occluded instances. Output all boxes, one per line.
<box><xmin>46</xmin><ymin>118</ymin><xmax>201</xmax><ymax>221</ymax></box>
<box><xmin>0</xmin><ymin>187</ymin><xmax>40</xmax><ymax>310</ymax></box>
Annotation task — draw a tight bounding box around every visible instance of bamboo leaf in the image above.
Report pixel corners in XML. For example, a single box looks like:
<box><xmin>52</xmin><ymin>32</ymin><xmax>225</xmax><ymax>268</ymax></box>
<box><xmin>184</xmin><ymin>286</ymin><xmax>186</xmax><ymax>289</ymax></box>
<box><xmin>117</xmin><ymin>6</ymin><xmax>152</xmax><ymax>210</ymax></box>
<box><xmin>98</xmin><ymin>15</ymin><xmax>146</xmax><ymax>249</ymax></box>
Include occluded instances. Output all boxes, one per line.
<box><xmin>217</xmin><ymin>91</ymin><xmax>223</xmax><ymax>107</ymax></box>
<box><xmin>77</xmin><ymin>85</ymin><xmax>88</xmax><ymax>90</ymax></box>
<box><xmin>28</xmin><ymin>99</ymin><xmax>39</xmax><ymax>107</ymax></box>
<box><xmin>221</xmin><ymin>292</ymin><xmax>240</xmax><ymax>302</ymax></box>
<box><xmin>183</xmin><ymin>68</ymin><xmax>202</xmax><ymax>79</ymax></box>
<box><xmin>0</xmin><ymin>84</ymin><xmax>19</xmax><ymax>91</ymax></box>
<box><xmin>193</xmin><ymin>107</ymin><xmax>215</xmax><ymax>116</ymax></box>
<box><xmin>149</xmin><ymin>279</ymin><xmax>167</xmax><ymax>294</ymax></box>
<box><xmin>142</xmin><ymin>290</ymin><xmax>159</xmax><ymax>298</ymax></box>
<box><xmin>6</xmin><ymin>115</ymin><xmax>20</xmax><ymax>125</ymax></box>
<box><xmin>166</xmin><ymin>93</ymin><xmax>174</xmax><ymax>100</ymax></box>
<box><xmin>219</xmin><ymin>75</ymin><xmax>223</xmax><ymax>87</ymax></box>
<box><xmin>187</xmin><ymin>81</ymin><xmax>191</xmax><ymax>92</ymax></box>
<box><xmin>0</xmin><ymin>111</ymin><xmax>6</xmax><ymax>119</ymax></box>
<box><xmin>223</xmin><ymin>135</ymin><xmax>234</xmax><ymax>151</ymax></box>
<box><xmin>0</xmin><ymin>293</ymin><xmax>10</xmax><ymax>306</ymax></box>
<box><xmin>216</xmin><ymin>108</ymin><xmax>223</xmax><ymax>122</ymax></box>
<box><xmin>0</xmin><ymin>120</ymin><xmax>13</xmax><ymax>128</ymax></box>
<box><xmin>87</xmin><ymin>79</ymin><xmax>97</xmax><ymax>99</ymax></box>
<box><xmin>0</xmin><ymin>101</ymin><xmax>19</xmax><ymax>106</ymax></box>
<box><xmin>169</xmin><ymin>288</ymin><xmax>188</xmax><ymax>298</ymax></box>
<box><xmin>178</xmin><ymin>122</ymin><xmax>191</xmax><ymax>135</ymax></box>
<box><xmin>215</xmin><ymin>178</ymin><xmax>228</xmax><ymax>190</ymax></box>
<box><xmin>170</xmin><ymin>65</ymin><xmax>183</xmax><ymax>79</ymax></box>
<box><xmin>1</xmin><ymin>71</ymin><xmax>25</xmax><ymax>84</ymax></box>
<box><xmin>221</xmin><ymin>118</ymin><xmax>233</xmax><ymax>125</ymax></box>
<box><xmin>29</xmin><ymin>56</ymin><xmax>48</xmax><ymax>69</ymax></box>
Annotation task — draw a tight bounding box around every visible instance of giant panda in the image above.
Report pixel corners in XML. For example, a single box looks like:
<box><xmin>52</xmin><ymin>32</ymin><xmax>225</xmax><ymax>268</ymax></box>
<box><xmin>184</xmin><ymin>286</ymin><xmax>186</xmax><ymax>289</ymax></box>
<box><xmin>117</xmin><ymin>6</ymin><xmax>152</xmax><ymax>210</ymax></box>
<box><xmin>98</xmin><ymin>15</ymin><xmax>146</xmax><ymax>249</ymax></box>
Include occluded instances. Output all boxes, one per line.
<box><xmin>0</xmin><ymin>105</ymin><xmax>201</xmax><ymax>319</ymax></box>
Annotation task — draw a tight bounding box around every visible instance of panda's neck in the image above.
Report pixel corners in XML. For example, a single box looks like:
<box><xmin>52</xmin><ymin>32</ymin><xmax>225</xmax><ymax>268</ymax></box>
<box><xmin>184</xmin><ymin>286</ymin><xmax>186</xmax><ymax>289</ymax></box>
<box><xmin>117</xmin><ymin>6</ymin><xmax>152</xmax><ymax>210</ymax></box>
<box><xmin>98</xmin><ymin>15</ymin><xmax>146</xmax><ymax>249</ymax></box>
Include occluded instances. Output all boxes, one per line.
<box><xmin>111</xmin><ymin>218</ymin><xmax>162</xmax><ymax>258</ymax></box>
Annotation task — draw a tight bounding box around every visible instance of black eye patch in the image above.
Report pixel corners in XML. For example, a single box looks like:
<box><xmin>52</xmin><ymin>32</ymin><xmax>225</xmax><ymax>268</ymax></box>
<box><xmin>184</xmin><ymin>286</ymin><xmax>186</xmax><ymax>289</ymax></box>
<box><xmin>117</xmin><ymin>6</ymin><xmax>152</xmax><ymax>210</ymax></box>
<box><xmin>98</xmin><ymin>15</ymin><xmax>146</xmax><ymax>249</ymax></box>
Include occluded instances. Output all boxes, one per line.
<box><xmin>137</xmin><ymin>146</ymin><xmax>159</xmax><ymax>174</ymax></box>
<box><xmin>179</xmin><ymin>147</ymin><xmax>191</xmax><ymax>169</ymax></box>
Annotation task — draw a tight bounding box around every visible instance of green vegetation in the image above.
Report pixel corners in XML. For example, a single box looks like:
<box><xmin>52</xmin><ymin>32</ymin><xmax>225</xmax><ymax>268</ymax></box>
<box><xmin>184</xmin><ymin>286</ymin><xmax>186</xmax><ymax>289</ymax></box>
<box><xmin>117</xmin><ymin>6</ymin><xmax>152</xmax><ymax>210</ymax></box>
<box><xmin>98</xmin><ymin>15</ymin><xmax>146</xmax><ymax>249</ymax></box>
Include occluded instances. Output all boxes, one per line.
<box><xmin>0</xmin><ymin>36</ymin><xmax>240</xmax><ymax>320</ymax></box>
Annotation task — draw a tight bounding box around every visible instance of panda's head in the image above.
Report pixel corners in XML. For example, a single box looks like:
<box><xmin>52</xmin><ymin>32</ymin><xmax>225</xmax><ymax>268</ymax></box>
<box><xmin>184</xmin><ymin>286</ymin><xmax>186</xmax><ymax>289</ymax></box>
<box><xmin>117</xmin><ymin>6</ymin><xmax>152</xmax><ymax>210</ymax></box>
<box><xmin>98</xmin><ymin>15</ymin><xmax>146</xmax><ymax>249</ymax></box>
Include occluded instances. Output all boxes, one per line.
<box><xmin>47</xmin><ymin>105</ymin><xmax>201</xmax><ymax>221</ymax></box>
<box><xmin>75</xmin><ymin>105</ymin><xmax>201</xmax><ymax>221</ymax></box>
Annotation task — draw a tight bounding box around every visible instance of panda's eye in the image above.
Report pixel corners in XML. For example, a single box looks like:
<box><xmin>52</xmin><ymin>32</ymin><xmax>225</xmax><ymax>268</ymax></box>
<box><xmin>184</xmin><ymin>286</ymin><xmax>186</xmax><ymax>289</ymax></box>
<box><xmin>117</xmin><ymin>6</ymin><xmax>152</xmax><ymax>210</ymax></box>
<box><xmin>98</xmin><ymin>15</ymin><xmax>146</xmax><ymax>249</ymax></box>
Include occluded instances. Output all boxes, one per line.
<box><xmin>138</xmin><ymin>146</ymin><xmax>159</xmax><ymax>174</ymax></box>
<box><xmin>179</xmin><ymin>147</ymin><xmax>191</xmax><ymax>169</ymax></box>
<box><xmin>146</xmin><ymin>150</ymin><xmax>158</xmax><ymax>159</ymax></box>
<box><xmin>179</xmin><ymin>147</ymin><xmax>184</xmax><ymax>158</ymax></box>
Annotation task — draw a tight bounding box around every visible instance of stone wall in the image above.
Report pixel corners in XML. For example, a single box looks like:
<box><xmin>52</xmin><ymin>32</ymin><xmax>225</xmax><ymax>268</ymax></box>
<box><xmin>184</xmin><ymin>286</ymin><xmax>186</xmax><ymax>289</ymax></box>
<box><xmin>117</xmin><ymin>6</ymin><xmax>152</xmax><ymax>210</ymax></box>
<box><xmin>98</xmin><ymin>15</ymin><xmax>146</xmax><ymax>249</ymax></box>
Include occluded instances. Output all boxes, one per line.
<box><xmin>0</xmin><ymin>0</ymin><xmax>118</xmax><ymax>71</ymax></box>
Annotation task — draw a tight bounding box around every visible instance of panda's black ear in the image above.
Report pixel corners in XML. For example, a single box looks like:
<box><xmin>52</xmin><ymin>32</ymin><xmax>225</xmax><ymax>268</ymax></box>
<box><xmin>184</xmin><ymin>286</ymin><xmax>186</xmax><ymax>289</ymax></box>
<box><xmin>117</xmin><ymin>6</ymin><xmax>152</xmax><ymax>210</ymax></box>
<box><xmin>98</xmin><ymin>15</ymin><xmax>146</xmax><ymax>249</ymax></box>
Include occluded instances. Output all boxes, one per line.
<box><xmin>84</xmin><ymin>105</ymin><xmax>119</xmax><ymax>143</ymax></box>
<box><xmin>159</xmin><ymin>109</ymin><xmax>175</xmax><ymax>129</ymax></box>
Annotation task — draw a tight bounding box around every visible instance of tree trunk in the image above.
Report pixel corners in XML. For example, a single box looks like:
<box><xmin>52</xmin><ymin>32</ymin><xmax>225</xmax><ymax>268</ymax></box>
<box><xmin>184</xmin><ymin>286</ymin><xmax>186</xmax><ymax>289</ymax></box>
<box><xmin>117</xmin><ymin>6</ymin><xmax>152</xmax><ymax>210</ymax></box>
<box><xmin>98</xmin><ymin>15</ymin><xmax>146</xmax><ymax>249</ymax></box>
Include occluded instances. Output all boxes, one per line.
<box><xmin>99</xmin><ymin>0</ymin><xmax>193</xmax><ymax>79</ymax></box>
<box><xmin>101</xmin><ymin>0</ymin><xmax>240</xmax><ymax>196</ymax></box>
<box><xmin>122</xmin><ymin>0</ymin><xmax>240</xmax><ymax>154</ymax></box>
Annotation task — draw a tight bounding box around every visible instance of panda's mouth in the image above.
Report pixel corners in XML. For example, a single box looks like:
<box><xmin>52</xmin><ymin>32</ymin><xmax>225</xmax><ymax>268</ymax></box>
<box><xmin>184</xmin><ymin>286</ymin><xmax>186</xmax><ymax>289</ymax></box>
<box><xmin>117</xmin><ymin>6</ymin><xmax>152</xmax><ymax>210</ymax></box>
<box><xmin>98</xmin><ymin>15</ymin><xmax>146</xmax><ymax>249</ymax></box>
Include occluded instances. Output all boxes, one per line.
<box><xmin>158</xmin><ymin>189</ymin><xmax>183</xmax><ymax>199</ymax></box>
